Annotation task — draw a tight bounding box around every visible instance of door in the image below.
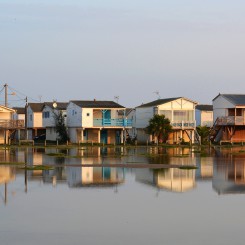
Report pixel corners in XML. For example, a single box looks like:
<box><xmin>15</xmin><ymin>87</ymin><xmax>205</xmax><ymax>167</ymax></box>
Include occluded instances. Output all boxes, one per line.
<box><xmin>116</xmin><ymin>130</ymin><xmax>121</xmax><ymax>144</ymax></box>
<box><xmin>101</xmin><ymin>129</ymin><xmax>108</xmax><ymax>144</ymax></box>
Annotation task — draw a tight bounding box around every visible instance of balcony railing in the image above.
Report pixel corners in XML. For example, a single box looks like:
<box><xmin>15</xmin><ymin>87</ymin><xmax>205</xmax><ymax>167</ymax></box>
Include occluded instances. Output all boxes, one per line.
<box><xmin>93</xmin><ymin>118</ymin><xmax>132</xmax><ymax>127</ymax></box>
<box><xmin>216</xmin><ymin>116</ymin><xmax>245</xmax><ymax>126</ymax></box>
<box><xmin>0</xmin><ymin>120</ymin><xmax>25</xmax><ymax>129</ymax></box>
<box><xmin>171</xmin><ymin>121</ymin><xmax>196</xmax><ymax>129</ymax></box>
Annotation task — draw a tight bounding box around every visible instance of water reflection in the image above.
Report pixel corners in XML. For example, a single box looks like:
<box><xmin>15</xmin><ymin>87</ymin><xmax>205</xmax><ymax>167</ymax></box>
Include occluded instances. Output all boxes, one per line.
<box><xmin>135</xmin><ymin>168</ymin><xmax>196</xmax><ymax>192</ymax></box>
<box><xmin>3</xmin><ymin>146</ymin><xmax>245</xmax><ymax>204</ymax></box>
<box><xmin>213</xmin><ymin>154</ymin><xmax>245</xmax><ymax>194</ymax></box>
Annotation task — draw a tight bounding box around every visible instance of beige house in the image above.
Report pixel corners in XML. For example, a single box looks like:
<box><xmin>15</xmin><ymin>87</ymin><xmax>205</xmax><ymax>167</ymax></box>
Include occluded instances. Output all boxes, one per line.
<box><xmin>133</xmin><ymin>97</ymin><xmax>198</xmax><ymax>144</ymax></box>
<box><xmin>26</xmin><ymin>103</ymin><xmax>45</xmax><ymax>139</ymax></box>
<box><xmin>0</xmin><ymin>105</ymin><xmax>24</xmax><ymax>144</ymax></box>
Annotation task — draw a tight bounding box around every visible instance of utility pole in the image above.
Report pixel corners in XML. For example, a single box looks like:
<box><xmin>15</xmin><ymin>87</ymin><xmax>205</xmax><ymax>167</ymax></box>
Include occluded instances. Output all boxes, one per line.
<box><xmin>4</xmin><ymin>83</ymin><xmax>8</xmax><ymax>107</ymax></box>
<box><xmin>25</xmin><ymin>96</ymin><xmax>28</xmax><ymax>140</ymax></box>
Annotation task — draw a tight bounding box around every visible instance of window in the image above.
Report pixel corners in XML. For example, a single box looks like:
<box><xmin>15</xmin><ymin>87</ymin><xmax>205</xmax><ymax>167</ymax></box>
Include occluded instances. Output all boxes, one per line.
<box><xmin>43</xmin><ymin>111</ymin><xmax>50</xmax><ymax>118</ymax></box>
<box><xmin>173</xmin><ymin>110</ymin><xmax>194</xmax><ymax>121</ymax></box>
<box><xmin>236</xmin><ymin>108</ymin><xmax>242</xmax><ymax>116</ymax></box>
<box><xmin>228</xmin><ymin>109</ymin><xmax>235</xmax><ymax>116</ymax></box>
<box><xmin>159</xmin><ymin>110</ymin><xmax>172</xmax><ymax>120</ymax></box>
<box><xmin>72</xmin><ymin>110</ymin><xmax>77</xmax><ymax>116</ymax></box>
<box><xmin>30</xmin><ymin>114</ymin><xmax>32</xmax><ymax>121</ymax></box>
<box><xmin>87</xmin><ymin>113</ymin><xmax>90</xmax><ymax>116</ymax></box>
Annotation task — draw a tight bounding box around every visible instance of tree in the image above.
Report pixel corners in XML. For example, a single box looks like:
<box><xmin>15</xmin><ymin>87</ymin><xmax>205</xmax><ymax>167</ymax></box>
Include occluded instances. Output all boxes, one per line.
<box><xmin>196</xmin><ymin>126</ymin><xmax>210</xmax><ymax>144</ymax></box>
<box><xmin>54</xmin><ymin>111</ymin><xmax>69</xmax><ymax>143</ymax></box>
<box><xmin>146</xmin><ymin>114</ymin><xmax>172</xmax><ymax>143</ymax></box>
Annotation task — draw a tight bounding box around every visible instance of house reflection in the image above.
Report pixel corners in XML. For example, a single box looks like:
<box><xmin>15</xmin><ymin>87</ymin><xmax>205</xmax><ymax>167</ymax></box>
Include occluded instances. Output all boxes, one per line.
<box><xmin>135</xmin><ymin>167</ymin><xmax>196</xmax><ymax>193</ymax></box>
<box><xmin>213</xmin><ymin>155</ymin><xmax>245</xmax><ymax>194</ymax></box>
<box><xmin>196</xmin><ymin>157</ymin><xmax>214</xmax><ymax>181</ymax></box>
<box><xmin>66</xmin><ymin>165</ymin><xmax>125</xmax><ymax>187</ymax></box>
<box><xmin>0</xmin><ymin>166</ymin><xmax>15</xmax><ymax>204</ymax></box>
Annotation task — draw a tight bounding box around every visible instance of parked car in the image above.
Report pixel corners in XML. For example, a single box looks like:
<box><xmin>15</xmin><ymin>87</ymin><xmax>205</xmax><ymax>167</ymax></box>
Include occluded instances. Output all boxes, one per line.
<box><xmin>33</xmin><ymin>134</ymin><xmax>46</xmax><ymax>141</ymax></box>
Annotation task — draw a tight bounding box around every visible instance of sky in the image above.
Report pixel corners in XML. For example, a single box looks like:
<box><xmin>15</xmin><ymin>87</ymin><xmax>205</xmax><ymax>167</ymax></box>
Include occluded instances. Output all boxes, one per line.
<box><xmin>1</xmin><ymin>0</ymin><xmax>245</xmax><ymax>108</ymax></box>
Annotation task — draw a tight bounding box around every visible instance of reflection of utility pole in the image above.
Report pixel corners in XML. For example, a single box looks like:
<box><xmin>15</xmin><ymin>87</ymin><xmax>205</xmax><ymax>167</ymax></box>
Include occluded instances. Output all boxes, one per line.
<box><xmin>24</xmin><ymin>148</ymin><xmax>28</xmax><ymax>193</ymax></box>
<box><xmin>4</xmin><ymin>183</ymin><xmax>7</xmax><ymax>205</ymax></box>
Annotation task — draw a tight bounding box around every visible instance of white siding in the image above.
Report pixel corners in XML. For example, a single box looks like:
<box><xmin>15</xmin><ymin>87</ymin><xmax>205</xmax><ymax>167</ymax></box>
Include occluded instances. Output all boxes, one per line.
<box><xmin>27</xmin><ymin>107</ymin><xmax>33</xmax><ymax>128</ymax></box>
<box><xmin>42</xmin><ymin>106</ymin><xmax>56</xmax><ymax>127</ymax></box>
<box><xmin>135</xmin><ymin>107</ymin><xmax>154</xmax><ymax>128</ymax></box>
<box><xmin>195</xmin><ymin>110</ymin><xmax>201</xmax><ymax>126</ymax></box>
<box><xmin>213</xmin><ymin>95</ymin><xmax>234</xmax><ymax>121</ymax></box>
<box><xmin>67</xmin><ymin>102</ymin><xmax>82</xmax><ymax>127</ymax></box>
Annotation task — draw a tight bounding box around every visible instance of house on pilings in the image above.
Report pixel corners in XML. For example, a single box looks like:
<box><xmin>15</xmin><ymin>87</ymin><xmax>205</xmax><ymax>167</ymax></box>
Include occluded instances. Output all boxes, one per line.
<box><xmin>0</xmin><ymin>105</ymin><xmax>24</xmax><ymax>144</ymax></box>
<box><xmin>67</xmin><ymin>100</ymin><xmax>132</xmax><ymax>144</ymax></box>
<box><xmin>212</xmin><ymin>94</ymin><xmax>245</xmax><ymax>143</ymax></box>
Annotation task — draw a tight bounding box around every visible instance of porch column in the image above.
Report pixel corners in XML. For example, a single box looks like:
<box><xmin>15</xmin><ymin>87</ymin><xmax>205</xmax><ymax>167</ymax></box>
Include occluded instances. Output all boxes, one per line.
<box><xmin>18</xmin><ymin>129</ymin><xmax>21</xmax><ymax>140</ymax></box>
<box><xmin>98</xmin><ymin>129</ymin><xmax>101</xmax><ymax>143</ymax></box>
<box><xmin>180</xmin><ymin>130</ymin><xmax>183</xmax><ymax>142</ymax></box>
<box><xmin>120</xmin><ymin>129</ymin><xmax>124</xmax><ymax>144</ymax></box>
<box><xmin>81</xmin><ymin>128</ymin><xmax>84</xmax><ymax>143</ymax></box>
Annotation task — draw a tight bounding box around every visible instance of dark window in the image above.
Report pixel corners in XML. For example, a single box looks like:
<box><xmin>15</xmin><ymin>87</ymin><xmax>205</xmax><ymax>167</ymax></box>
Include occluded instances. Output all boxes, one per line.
<box><xmin>236</xmin><ymin>108</ymin><xmax>242</xmax><ymax>116</ymax></box>
<box><xmin>228</xmin><ymin>109</ymin><xmax>235</xmax><ymax>116</ymax></box>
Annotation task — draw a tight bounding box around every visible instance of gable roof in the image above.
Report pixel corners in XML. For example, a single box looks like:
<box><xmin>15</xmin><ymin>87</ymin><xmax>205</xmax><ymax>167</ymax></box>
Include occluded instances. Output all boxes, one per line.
<box><xmin>44</xmin><ymin>102</ymin><xmax>68</xmax><ymax>110</ymax></box>
<box><xmin>0</xmin><ymin>105</ymin><xmax>15</xmax><ymax>112</ymax></box>
<box><xmin>28</xmin><ymin>103</ymin><xmax>45</xmax><ymax>112</ymax></box>
<box><xmin>13</xmin><ymin>107</ymin><xmax>25</xmax><ymax>114</ymax></box>
<box><xmin>71</xmin><ymin>100</ymin><xmax>125</xmax><ymax>109</ymax></box>
<box><xmin>136</xmin><ymin>97</ymin><xmax>197</xmax><ymax>108</ymax></box>
<box><xmin>196</xmin><ymin>105</ymin><xmax>213</xmax><ymax>111</ymax></box>
<box><xmin>213</xmin><ymin>94</ymin><xmax>245</xmax><ymax>105</ymax></box>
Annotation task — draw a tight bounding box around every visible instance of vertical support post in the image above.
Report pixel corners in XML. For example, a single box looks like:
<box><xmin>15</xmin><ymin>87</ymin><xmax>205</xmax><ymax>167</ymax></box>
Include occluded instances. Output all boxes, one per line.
<box><xmin>81</xmin><ymin>128</ymin><xmax>84</xmax><ymax>143</ymax></box>
<box><xmin>25</xmin><ymin>97</ymin><xmax>28</xmax><ymax>140</ymax></box>
<box><xmin>98</xmin><ymin>129</ymin><xmax>101</xmax><ymax>144</ymax></box>
<box><xmin>120</xmin><ymin>130</ymin><xmax>124</xmax><ymax>144</ymax></box>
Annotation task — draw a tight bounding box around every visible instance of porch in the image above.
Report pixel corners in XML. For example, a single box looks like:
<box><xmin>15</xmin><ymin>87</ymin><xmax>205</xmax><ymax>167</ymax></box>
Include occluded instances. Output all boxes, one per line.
<box><xmin>171</xmin><ymin>121</ymin><xmax>196</xmax><ymax>129</ymax></box>
<box><xmin>93</xmin><ymin>118</ymin><xmax>132</xmax><ymax>127</ymax></box>
<box><xmin>76</xmin><ymin>128</ymin><xmax>126</xmax><ymax>144</ymax></box>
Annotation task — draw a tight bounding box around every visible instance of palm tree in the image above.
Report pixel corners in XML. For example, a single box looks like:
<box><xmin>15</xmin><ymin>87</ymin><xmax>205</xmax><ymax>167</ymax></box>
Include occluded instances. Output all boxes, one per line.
<box><xmin>146</xmin><ymin>114</ymin><xmax>172</xmax><ymax>143</ymax></box>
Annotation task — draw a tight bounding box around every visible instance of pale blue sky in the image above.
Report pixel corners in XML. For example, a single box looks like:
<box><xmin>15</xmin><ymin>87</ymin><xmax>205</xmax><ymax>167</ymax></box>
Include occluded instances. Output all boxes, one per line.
<box><xmin>1</xmin><ymin>0</ymin><xmax>245</xmax><ymax>107</ymax></box>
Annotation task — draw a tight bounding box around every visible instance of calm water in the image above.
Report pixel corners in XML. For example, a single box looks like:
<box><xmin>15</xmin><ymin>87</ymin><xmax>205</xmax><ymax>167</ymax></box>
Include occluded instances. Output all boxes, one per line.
<box><xmin>1</xmin><ymin>146</ymin><xmax>245</xmax><ymax>245</ymax></box>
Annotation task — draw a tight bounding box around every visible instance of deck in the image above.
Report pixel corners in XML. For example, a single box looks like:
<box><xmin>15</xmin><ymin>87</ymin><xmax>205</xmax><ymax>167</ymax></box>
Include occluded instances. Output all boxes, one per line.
<box><xmin>93</xmin><ymin>118</ymin><xmax>132</xmax><ymax>127</ymax></box>
<box><xmin>0</xmin><ymin>119</ymin><xmax>25</xmax><ymax>129</ymax></box>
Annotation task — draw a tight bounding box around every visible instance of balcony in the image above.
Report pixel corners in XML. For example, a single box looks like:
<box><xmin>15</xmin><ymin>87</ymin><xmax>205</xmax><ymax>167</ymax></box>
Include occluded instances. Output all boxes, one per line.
<box><xmin>0</xmin><ymin>120</ymin><xmax>25</xmax><ymax>129</ymax></box>
<box><xmin>93</xmin><ymin>118</ymin><xmax>132</xmax><ymax>127</ymax></box>
<box><xmin>171</xmin><ymin>121</ymin><xmax>196</xmax><ymax>129</ymax></box>
<box><xmin>216</xmin><ymin>116</ymin><xmax>245</xmax><ymax>126</ymax></box>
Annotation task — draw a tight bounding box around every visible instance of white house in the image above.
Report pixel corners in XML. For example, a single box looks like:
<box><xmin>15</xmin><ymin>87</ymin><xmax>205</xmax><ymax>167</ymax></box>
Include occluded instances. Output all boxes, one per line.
<box><xmin>67</xmin><ymin>100</ymin><xmax>132</xmax><ymax>144</ymax></box>
<box><xmin>212</xmin><ymin>94</ymin><xmax>245</xmax><ymax>142</ymax></box>
<box><xmin>26</xmin><ymin>103</ymin><xmax>45</xmax><ymax>139</ymax></box>
<box><xmin>42</xmin><ymin>102</ymin><xmax>68</xmax><ymax>141</ymax></box>
<box><xmin>195</xmin><ymin>105</ymin><xmax>213</xmax><ymax>127</ymax></box>
<box><xmin>133</xmin><ymin>97</ymin><xmax>198</xmax><ymax>144</ymax></box>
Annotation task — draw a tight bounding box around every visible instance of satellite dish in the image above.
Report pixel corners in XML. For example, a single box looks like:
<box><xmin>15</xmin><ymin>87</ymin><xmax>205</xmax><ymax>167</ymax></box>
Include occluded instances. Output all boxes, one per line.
<box><xmin>53</xmin><ymin>102</ymin><xmax>57</xmax><ymax>108</ymax></box>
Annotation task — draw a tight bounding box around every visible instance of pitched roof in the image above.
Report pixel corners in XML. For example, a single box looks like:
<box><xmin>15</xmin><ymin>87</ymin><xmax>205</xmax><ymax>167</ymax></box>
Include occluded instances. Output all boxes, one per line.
<box><xmin>213</xmin><ymin>94</ymin><xmax>245</xmax><ymax>105</ymax></box>
<box><xmin>136</xmin><ymin>97</ymin><xmax>197</xmax><ymax>108</ymax></box>
<box><xmin>44</xmin><ymin>102</ymin><xmax>68</xmax><ymax>110</ymax></box>
<box><xmin>71</xmin><ymin>100</ymin><xmax>125</xmax><ymax>109</ymax></box>
<box><xmin>28</xmin><ymin>103</ymin><xmax>45</xmax><ymax>112</ymax></box>
<box><xmin>196</xmin><ymin>105</ymin><xmax>213</xmax><ymax>111</ymax></box>
<box><xmin>118</xmin><ymin>108</ymin><xmax>133</xmax><ymax>116</ymax></box>
<box><xmin>13</xmin><ymin>107</ymin><xmax>25</xmax><ymax>114</ymax></box>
